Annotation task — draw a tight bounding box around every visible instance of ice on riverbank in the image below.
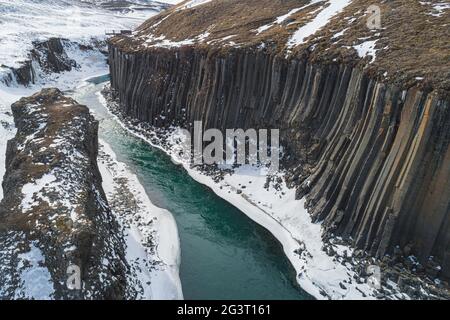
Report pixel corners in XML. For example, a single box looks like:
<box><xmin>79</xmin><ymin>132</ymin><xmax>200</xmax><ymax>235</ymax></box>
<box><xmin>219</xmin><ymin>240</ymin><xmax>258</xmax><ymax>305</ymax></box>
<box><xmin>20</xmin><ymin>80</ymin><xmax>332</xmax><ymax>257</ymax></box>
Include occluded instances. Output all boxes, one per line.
<box><xmin>99</xmin><ymin>141</ymin><xmax>183</xmax><ymax>300</ymax></box>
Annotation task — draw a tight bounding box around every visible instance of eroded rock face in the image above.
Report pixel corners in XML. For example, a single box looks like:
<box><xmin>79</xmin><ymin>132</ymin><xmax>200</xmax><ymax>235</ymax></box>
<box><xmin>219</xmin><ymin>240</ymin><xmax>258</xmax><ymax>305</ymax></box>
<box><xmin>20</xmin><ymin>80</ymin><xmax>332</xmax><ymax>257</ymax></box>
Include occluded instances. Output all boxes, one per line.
<box><xmin>108</xmin><ymin>45</ymin><xmax>450</xmax><ymax>279</ymax></box>
<box><xmin>31</xmin><ymin>38</ymin><xmax>77</xmax><ymax>74</ymax></box>
<box><xmin>0</xmin><ymin>88</ymin><xmax>127</xmax><ymax>299</ymax></box>
<box><xmin>5</xmin><ymin>38</ymin><xmax>78</xmax><ymax>86</ymax></box>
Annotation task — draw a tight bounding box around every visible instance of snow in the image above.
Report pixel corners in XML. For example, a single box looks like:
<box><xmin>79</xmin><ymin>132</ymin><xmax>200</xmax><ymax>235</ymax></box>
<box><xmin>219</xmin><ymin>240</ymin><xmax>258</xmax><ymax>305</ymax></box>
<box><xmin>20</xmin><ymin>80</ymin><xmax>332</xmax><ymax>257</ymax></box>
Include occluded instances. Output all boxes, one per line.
<box><xmin>433</xmin><ymin>2</ymin><xmax>450</xmax><ymax>15</ymax></box>
<box><xmin>15</xmin><ymin>243</ymin><xmax>54</xmax><ymax>300</ymax></box>
<box><xmin>98</xmin><ymin>140</ymin><xmax>183</xmax><ymax>300</ymax></box>
<box><xmin>256</xmin><ymin>24</ymin><xmax>274</xmax><ymax>35</ymax></box>
<box><xmin>145</xmin><ymin>35</ymin><xmax>195</xmax><ymax>47</ymax></box>
<box><xmin>276</xmin><ymin>7</ymin><xmax>308</xmax><ymax>24</ymax></box>
<box><xmin>353</xmin><ymin>40</ymin><xmax>378</xmax><ymax>63</ymax></box>
<box><xmin>21</xmin><ymin>173</ymin><xmax>57</xmax><ymax>211</ymax></box>
<box><xmin>420</xmin><ymin>1</ymin><xmax>450</xmax><ymax>17</ymax></box>
<box><xmin>254</xmin><ymin>2</ymin><xmax>323</xmax><ymax>35</ymax></box>
<box><xmin>142</xmin><ymin>30</ymin><xmax>211</xmax><ymax>48</ymax></box>
<box><xmin>332</xmin><ymin>27</ymin><xmax>349</xmax><ymax>39</ymax></box>
<box><xmin>161</xmin><ymin>0</ymin><xmax>184</xmax><ymax>3</ymax></box>
<box><xmin>0</xmin><ymin>110</ymin><xmax>15</xmax><ymax>201</ymax></box>
<box><xmin>0</xmin><ymin>0</ymin><xmax>160</xmax><ymax>69</ymax></box>
<box><xmin>147</xmin><ymin>13</ymin><xmax>173</xmax><ymax>29</ymax></box>
<box><xmin>177</xmin><ymin>0</ymin><xmax>213</xmax><ymax>10</ymax></box>
<box><xmin>287</xmin><ymin>0</ymin><xmax>353</xmax><ymax>48</ymax></box>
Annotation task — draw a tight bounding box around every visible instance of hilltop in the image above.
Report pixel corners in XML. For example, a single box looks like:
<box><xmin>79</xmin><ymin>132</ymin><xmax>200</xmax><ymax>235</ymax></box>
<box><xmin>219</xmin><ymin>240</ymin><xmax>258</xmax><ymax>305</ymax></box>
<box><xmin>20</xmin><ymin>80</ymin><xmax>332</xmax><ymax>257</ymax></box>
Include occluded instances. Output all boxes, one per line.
<box><xmin>110</xmin><ymin>0</ymin><xmax>450</xmax><ymax>97</ymax></box>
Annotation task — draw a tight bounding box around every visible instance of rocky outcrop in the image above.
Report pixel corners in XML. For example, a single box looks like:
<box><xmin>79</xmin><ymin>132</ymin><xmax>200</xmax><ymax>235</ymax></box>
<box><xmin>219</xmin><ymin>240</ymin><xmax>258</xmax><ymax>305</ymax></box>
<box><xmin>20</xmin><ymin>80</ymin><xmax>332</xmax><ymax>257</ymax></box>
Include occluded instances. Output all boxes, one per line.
<box><xmin>31</xmin><ymin>38</ymin><xmax>77</xmax><ymax>74</ymax></box>
<box><xmin>2</xmin><ymin>38</ymin><xmax>78</xmax><ymax>86</ymax></box>
<box><xmin>108</xmin><ymin>44</ymin><xmax>450</xmax><ymax>279</ymax></box>
<box><xmin>0</xmin><ymin>88</ymin><xmax>127</xmax><ymax>299</ymax></box>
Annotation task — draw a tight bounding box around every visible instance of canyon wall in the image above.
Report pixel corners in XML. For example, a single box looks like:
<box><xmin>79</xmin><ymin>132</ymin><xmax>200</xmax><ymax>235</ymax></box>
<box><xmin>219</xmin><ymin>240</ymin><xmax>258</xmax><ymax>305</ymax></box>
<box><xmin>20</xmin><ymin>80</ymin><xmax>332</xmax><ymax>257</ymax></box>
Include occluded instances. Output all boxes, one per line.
<box><xmin>1</xmin><ymin>38</ymin><xmax>78</xmax><ymax>86</ymax></box>
<box><xmin>108</xmin><ymin>45</ymin><xmax>450</xmax><ymax>278</ymax></box>
<box><xmin>0</xmin><ymin>88</ymin><xmax>127</xmax><ymax>299</ymax></box>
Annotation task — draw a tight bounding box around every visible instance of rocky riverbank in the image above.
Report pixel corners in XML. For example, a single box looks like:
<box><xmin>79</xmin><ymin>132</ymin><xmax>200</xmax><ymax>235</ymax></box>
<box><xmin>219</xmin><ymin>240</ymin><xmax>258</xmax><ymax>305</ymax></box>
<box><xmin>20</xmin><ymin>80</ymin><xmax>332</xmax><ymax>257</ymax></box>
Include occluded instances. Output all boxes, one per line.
<box><xmin>97</xmin><ymin>141</ymin><xmax>183</xmax><ymax>300</ymax></box>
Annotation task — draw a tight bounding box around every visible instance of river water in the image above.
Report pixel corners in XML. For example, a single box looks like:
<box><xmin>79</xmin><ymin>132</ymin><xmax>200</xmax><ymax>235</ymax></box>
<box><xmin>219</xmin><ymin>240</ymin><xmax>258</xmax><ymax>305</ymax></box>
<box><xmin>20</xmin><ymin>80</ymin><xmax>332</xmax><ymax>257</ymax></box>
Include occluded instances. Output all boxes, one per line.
<box><xmin>71</xmin><ymin>75</ymin><xmax>312</xmax><ymax>300</ymax></box>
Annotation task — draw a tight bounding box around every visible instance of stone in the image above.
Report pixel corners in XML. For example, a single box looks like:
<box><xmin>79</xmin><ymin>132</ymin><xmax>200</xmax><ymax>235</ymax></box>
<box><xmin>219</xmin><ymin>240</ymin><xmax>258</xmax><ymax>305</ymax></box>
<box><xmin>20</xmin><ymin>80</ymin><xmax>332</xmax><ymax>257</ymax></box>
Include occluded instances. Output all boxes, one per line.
<box><xmin>0</xmin><ymin>89</ymin><xmax>127</xmax><ymax>299</ymax></box>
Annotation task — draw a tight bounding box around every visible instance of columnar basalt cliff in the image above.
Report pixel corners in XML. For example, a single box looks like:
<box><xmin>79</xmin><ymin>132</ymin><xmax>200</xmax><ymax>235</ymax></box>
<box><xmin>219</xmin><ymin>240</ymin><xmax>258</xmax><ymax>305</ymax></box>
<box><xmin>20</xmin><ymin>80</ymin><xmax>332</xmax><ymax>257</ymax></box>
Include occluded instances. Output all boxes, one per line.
<box><xmin>108</xmin><ymin>46</ymin><xmax>450</xmax><ymax>278</ymax></box>
<box><xmin>107</xmin><ymin>0</ymin><xmax>450</xmax><ymax>280</ymax></box>
<box><xmin>0</xmin><ymin>89</ymin><xmax>127</xmax><ymax>299</ymax></box>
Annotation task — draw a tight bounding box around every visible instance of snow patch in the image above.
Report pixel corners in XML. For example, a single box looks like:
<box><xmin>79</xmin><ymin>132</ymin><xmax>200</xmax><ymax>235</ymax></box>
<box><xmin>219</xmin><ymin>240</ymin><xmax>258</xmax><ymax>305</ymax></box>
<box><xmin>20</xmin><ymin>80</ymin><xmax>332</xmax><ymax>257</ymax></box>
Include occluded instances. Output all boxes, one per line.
<box><xmin>15</xmin><ymin>243</ymin><xmax>54</xmax><ymax>300</ymax></box>
<box><xmin>353</xmin><ymin>40</ymin><xmax>378</xmax><ymax>63</ymax></box>
<box><xmin>256</xmin><ymin>24</ymin><xmax>274</xmax><ymax>35</ymax></box>
<box><xmin>332</xmin><ymin>27</ymin><xmax>349</xmax><ymax>39</ymax></box>
<box><xmin>142</xmin><ymin>31</ymin><xmax>211</xmax><ymax>48</ymax></box>
<box><xmin>254</xmin><ymin>1</ymin><xmax>324</xmax><ymax>35</ymax></box>
<box><xmin>21</xmin><ymin>174</ymin><xmax>57</xmax><ymax>211</ymax></box>
<box><xmin>420</xmin><ymin>1</ymin><xmax>450</xmax><ymax>17</ymax></box>
<box><xmin>287</xmin><ymin>0</ymin><xmax>353</xmax><ymax>48</ymax></box>
<box><xmin>177</xmin><ymin>0</ymin><xmax>213</xmax><ymax>10</ymax></box>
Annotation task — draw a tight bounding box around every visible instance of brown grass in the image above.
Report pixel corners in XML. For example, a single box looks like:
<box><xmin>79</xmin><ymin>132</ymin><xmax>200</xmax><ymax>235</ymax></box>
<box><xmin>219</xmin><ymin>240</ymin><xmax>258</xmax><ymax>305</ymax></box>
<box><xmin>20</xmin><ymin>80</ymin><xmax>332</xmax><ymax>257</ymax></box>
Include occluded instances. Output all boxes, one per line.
<box><xmin>110</xmin><ymin>0</ymin><xmax>450</xmax><ymax>97</ymax></box>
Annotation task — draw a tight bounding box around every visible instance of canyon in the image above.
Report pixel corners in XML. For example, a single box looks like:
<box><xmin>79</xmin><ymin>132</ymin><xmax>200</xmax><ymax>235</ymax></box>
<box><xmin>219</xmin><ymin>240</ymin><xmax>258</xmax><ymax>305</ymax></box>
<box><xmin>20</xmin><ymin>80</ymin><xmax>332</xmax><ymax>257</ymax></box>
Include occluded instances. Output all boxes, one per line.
<box><xmin>107</xmin><ymin>0</ymin><xmax>450</xmax><ymax>284</ymax></box>
<box><xmin>0</xmin><ymin>0</ymin><xmax>449</xmax><ymax>300</ymax></box>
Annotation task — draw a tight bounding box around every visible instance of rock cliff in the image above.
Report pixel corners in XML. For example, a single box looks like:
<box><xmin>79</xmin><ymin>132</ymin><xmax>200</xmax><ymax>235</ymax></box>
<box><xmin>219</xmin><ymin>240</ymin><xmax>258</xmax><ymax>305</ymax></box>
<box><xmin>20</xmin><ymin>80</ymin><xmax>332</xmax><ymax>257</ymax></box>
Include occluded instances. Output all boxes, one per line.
<box><xmin>0</xmin><ymin>88</ymin><xmax>127</xmax><ymax>299</ymax></box>
<box><xmin>2</xmin><ymin>38</ymin><xmax>79</xmax><ymax>86</ymax></box>
<box><xmin>107</xmin><ymin>0</ymin><xmax>450</xmax><ymax>280</ymax></box>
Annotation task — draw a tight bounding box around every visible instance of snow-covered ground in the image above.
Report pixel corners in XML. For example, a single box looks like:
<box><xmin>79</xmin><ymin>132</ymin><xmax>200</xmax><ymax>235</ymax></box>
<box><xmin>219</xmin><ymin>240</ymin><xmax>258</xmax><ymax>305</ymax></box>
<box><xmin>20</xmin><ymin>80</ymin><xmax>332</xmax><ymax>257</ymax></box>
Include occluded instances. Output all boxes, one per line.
<box><xmin>0</xmin><ymin>0</ymin><xmax>164</xmax><ymax>70</ymax></box>
<box><xmin>177</xmin><ymin>0</ymin><xmax>212</xmax><ymax>10</ymax></box>
<box><xmin>16</xmin><ymin>243</ymin><xmax>54</xmax><ymax>300</ymax></box>
<box><xmin>0</xmin><ymin>0</ymin><xmax>183</xmax><ymax>299</ymax></box>
<box><xmin>0</xmin><ymin>105</ymin><xmax>15</xmax><ymax>200</ymax></box>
